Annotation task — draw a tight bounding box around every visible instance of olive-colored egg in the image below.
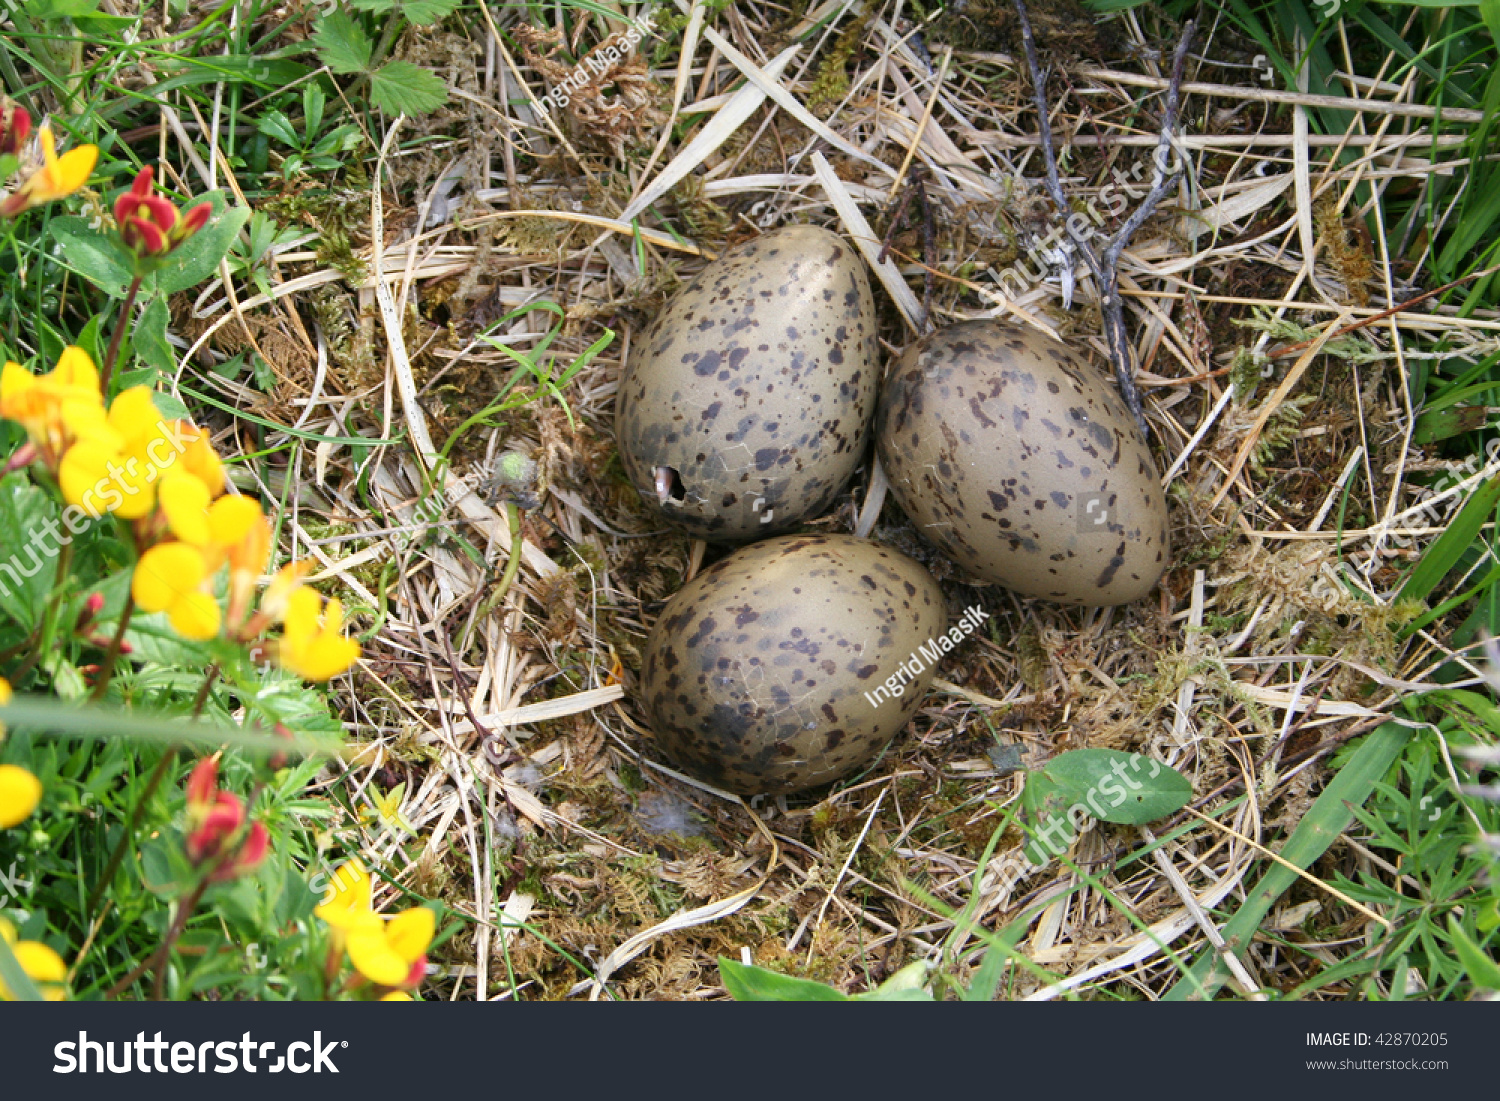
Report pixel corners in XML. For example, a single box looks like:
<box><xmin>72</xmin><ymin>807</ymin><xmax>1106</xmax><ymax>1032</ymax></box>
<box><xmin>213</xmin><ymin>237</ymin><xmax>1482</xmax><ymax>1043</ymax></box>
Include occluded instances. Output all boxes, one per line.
<box><xmin>616</xmin><ymin>225</ymin><xmax>879</xmax><ymax>541</ymax></box>
<box><xmin>638</xmin><ymin>535</ymin><xmax>948</xmax><ymax>795</ymax></box>
<box><xmin>875</xmin><ymin>319</ymin><xmax>1170</xmax><ymax>606</ymax></box>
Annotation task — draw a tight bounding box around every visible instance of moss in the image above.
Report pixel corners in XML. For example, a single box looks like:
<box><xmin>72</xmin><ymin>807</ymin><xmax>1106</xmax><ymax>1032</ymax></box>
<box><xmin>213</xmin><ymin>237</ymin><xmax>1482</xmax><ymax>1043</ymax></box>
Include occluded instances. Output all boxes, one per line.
<box><xmin>1251</xmin><ymin>392</ymin><xmax>1318</xmax><ymax>476</ymax></box>
<box><xmin>1229</xmin><ymin>346</ymin><xmax>1268</xmax><ymax>402</ymax></box>
<box><xmin>805</xmin><ymin>8</ymin><xmax>871</xmax><ymax>117</ymax></box>
<box><xmin>669</xmin><ymin>174</ymin><xmax>732</xmax><ymax>244</ymax></box>
<box><xmin>1015</xmin><ymin>624</ymin><xmax>1049</xmax><ymax>692</ymax></box>
<box><xmin>313</xmin><ymin>225</ymin><xmax>369</xmax><ymax>286</ymax></box>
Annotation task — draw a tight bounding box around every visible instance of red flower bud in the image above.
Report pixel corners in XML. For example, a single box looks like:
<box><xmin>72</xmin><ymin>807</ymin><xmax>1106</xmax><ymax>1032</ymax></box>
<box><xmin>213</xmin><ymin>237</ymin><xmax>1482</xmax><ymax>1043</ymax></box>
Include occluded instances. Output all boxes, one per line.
<box><xmin>209</xmin><ymin>819</ymin><xmax>269</xmax><ymax>882</ymax></box>
<box><xmin>186</xmin><ymin>791</ymin><xmax>244</xmax><ymax>865</ymax></box>
<box><xmin>182</xmin><ymin>756</ymin><xmax>270</xmax><ymax>882</ymax></box>
<box><xmin>114</xmin><ymin>166</ymin><xmax>214</xmax><ymax>265</ymax></box>
<box><xmin>186</xmin><ymin>756</ymin><xmax>219</xmax><ymax>814</ymax></box>
<box><xmin>74</xmin><ymin>591</ymin><xmax>105</xmax><ymax>634</ymax></box>
<box><xmin>179</xmin><ymin>202</ymin><xmax>212</xmax><ymax>237</ymax></box>
<box><xmin>0</xmin><ymin>100</ymin><xmax>30</xmax><ymax>157</ymax></box>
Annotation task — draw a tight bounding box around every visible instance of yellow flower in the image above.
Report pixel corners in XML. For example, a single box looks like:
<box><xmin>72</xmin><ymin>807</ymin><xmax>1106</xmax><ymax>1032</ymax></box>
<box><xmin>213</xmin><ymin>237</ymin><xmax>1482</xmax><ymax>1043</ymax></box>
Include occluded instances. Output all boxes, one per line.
<box><xmin>154</xmin><ymin>426</ymin><xmax>230</xmax><ymax>545</ymax></box>
<box><xmin>315</xmin><ymin>861</ymin><xmax>431</xmax><ymax>990</ymax></box>
<box><xmin>57</xmin><ymin>385</ymin><xmax>170</xmax><ymax>520</ymax></box>
<box><xmin>56</xmin><ymin>380</ymin><xmax>233</xmax><ymax>539</ymax></box>
<box><xmin>0</xmin><ymin>126</ymin><xmax>98</xmax><ymax>216</ymax></box>
<box><xmin>178</xmin><ymin>424</ymin><xmax>225</xmax><ymax>497</ymax></box>
<box><xmin>131</xmin><ymin>541</ymin><xmax>221</xmax><ymax>641</ymax></box>
<box><xmin>158</xmin><ymin>470</ymin><xmax>213</xmax><ymax>544</ymax></box>
<box><xmin>0</xmin><ymin>763</ymin><xmax>41</xmax><ymax>828</ymax></box>
<box><xmin>345</xmin><ymin>907</ymin><xmax>434</xmax><ymax>988</ymax></box>
<box><xmin>0</xmin><ymin>919</ymin><xmax>67</xmax><ymax>1001</ymax></box>
<box><xmin>0</xmin><ymin>347</ymin><xmax>113</xmax><ymax>466</ymax></box>
<box><xmin>0</xmin><ymin>674</ymin><xmax>10</xmax><ymax>739</ymax></box>
<box><xmin>315</xmin><ymin>860</ymin><xmax>374</xmax><ymax>931</ymax></box>
<box><xmin>280</xmin><ymin>587</ymin><xmax>359</xmax><ymax>681</ymax></box>
<box><xmin>260</xmin><ymin>561</ymin><xmax>312</xmax><ymax>622</ymax></box>
<box><xmin>220</xmin><ymin>499</ymin><xmax>270</xmax><ymax>629</ymax></box>
<box><xmin>381</xmin><ymin>991</ymin><xmax>414</xmax><ymax>1001</ymax></box>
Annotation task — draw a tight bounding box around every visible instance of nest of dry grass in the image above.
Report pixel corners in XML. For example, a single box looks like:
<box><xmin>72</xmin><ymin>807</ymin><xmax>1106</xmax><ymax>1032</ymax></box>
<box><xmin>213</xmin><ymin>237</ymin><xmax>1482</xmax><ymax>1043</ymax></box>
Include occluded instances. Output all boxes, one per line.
<box><xmin>170</xmin><ymin>0</ymin><xmax>1498</xmax><ymax>999</ymax></box>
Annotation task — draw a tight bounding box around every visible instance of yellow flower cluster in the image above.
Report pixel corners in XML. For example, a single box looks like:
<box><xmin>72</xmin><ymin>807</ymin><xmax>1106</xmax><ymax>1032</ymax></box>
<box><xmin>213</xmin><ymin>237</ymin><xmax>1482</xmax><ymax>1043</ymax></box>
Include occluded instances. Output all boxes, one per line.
<box><xmin>0</xmin><ymin>917</ymin><xmax>66</xmax><ymax>1001</ymax></box>
<box><xmin>315</xmin><ymin>861</ymin><xmax>433</xmax><ymax>992</ymax></box>
<box><xmin>1</xmin><ymin>349</ymin><xmax>360</xmax><ymax>681</ymax></box>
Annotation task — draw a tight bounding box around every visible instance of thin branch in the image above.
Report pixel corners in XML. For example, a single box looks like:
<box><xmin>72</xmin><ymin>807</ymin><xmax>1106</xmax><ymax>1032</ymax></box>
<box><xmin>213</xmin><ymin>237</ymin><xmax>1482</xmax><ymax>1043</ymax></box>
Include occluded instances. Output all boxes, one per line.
<box><xmin>1013</xmin><ymin>1</ymin><xmax>1196</xmax><ymax>436</ymax></box>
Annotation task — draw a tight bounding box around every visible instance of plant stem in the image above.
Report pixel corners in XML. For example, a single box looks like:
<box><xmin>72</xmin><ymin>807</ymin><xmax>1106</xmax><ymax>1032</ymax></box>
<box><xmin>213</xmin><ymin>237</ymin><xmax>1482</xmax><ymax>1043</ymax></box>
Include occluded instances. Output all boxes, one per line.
<box><xmin>151</xmin><ymin>878</ymin><xmax>209</xmax><ymax>1000</ymax></box>
<box><xmin>87</xmin><ymin>666</ymin><xmax>218</xmax><ymax>918</ymax></box>
<box><xmin>464</xmin><ymin>502</ymin><xmax>524</xmax><ymax>650</ymax></box>
<box><xmin>86</xmin><ymin>746</ymin><xmax>177</xmax><ymax>919</ymax></box>
<box><xmin>88</xmin><ymin>595</ymin><xmax>134</xmax><ymax>703</ymax></box>
<box><xmin>106</xmin><ymin>874</ymin><xmax>208</xmax><ymax>999</ymax></box>
<box><xmin>98</xmin><ymin>275</ymin><xmax>142</xmax><ymax>394</ymax></box>
<box><xmin>191</xmin><ymin>665</ymin><xmax>220</xmax><ymax>719</ymax></box>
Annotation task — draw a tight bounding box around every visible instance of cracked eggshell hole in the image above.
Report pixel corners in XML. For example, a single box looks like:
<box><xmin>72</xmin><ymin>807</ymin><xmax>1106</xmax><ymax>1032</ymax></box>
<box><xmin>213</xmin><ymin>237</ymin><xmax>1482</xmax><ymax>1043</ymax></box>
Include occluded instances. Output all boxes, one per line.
<box><xmin>875</xmin><ymin>319</ymin><xmax>1170</xmax><ymax>606</ymax></box>
<box><xmin>638</xmin><ymin>534</ymin><xmax>947</xmax><ymax>796</ymax></box>
<box><xmin>615</xmin><ymin>225</ymin><xmax>879</xmax><ymax>541</ymax></box>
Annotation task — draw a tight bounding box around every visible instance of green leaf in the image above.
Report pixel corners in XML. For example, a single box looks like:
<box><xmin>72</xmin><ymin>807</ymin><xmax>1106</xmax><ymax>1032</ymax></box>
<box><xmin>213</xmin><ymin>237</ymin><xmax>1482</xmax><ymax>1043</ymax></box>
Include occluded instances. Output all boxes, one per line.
<box><xmin>1163</xmin><ymin>723</ymin><xmax>1408</xmax><ymax>1000</ymax></box>
<box><xmin>0</xmin><ymin>473</ymin><xmax>60</xmax><ymax>629</ymax></box>
<box><xmin>303</xmin><ymin>83</ymin><xmax>326</xmax><ymax>140</ymax></box>
<box><xmin>156</xmin><ymin>198</ymin><xmax>251</xmax><ymax>295</ymax></box>
<box><xmin>1447</xmin><ymin>918</ymin><xmax>1500</xmax><ymax>989</ymax></box>
<box><xmin>72</xmin><ymin>312</ymin><xmax>107</xmax><ymax>368</ymax></box>
<box><xmin>349</xmin><ymin>0</ymin><xmax>462</xmax><ymax>15</ymax></box>
<box><xmin>254</xmin><ymin>109</ymin><xmax>301</xmax><ymax>149</ymax></box>
<box><xmin>25</xmin><ymin>0</ymin><xmax>101</xmax><ymax>18</ymax></box>
<box><xmin>855</xmin><ymin>960</ymin><xmax>935</xmax><ymax>1001</ymax></box>
<box><xmin>151</xmin><ymin>56</ymin><xmax>310</xmax><ymax>96</ymax></box>
<box><xmin>312</xmin><ymin>9</ymin><xmax>373</xmax><ymax>74</ymax></box>
<box><xmin>717</xmin><ymin>958</ymin><xmax>849</xmax><ymax>1001</ymax></box>
<box><xmin>41</xmin><ymin>651</ymin><xmax>88</xmax><ymax>700</ymax></box>
<box><xmin>1482</xmin><ymin>0</ymin><xmax>1500</xmax><ymax>42</ymax></box>
<box><xmin>369</xmin><ymin>60</ymin><xmax>448</xmax><ymax>115</ymax></box>
<box><xmin>1412</xmin><ymin>404</ymin><xmax>1489</xmax><ymax>446</ymax></box>
<box><xmin>1399</xmin><ymin>471</ymin><xmax>1500</xmax><ymax>604</ymax></box>
<box><xmin>133</xmin><ymin>295</ymin><xmax>175</xmax><ymax>376</ymax></box>
<box><xmin>50</xmin><ymin>216</ymin><xmax>134</xmax><ymax>298</ymax></box>
<box><xmin>150</xmin><ymin>390</ymin><xmax>193</xmax><ymax>422</ymax></box>
<box><xmin>395</xmin><ymin>0</ymin><xmax>463</xmax><ymax>22</ymax></box>
<box><xmin>1037</xmin><ymin>749</ymin><xmax>1193</xmax><ymax>826</ymax></box>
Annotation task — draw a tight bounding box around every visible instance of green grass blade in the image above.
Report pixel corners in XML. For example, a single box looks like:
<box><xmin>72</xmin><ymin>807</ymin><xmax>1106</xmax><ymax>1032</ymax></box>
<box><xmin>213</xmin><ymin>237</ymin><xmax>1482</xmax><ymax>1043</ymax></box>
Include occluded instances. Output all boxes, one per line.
<box><xmin>1162</xmin><ymin>723</ymin><xmax>1407</xmax><ymax>1000</ymax></box>
<box><xmin>0</xmin><ymin>935</ymin><xmax>44</xmax><ymax>1002</ymax></box>
<box><xmin>0</xmin><ymin>695</ymin><xmax>341</xmax><ymax>757</ymax></box>
<box><xmin>1398</xmin><ymin>471</ymin><xmax>1500</xmax><ymax>604</ymax></box>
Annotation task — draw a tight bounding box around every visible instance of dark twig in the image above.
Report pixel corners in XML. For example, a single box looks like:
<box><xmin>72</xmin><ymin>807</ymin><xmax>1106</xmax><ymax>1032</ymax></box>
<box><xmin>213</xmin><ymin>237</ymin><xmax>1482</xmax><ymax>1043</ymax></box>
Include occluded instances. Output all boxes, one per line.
<box><xmin>878</xmin><ymin>163</ymin><xmax>938</xmax><ymax>329</ymax></box>
<box><xmin>88</xmin><ymin>596</ymin><xmax>134</xmax><ymax>702</ymax></box>
<box><xmin>98</xmin><ymin>275</ymin><xmax>142</xmax><ymax>395</ymax></box>
<box><xmin>1014</xmin><ymin>0</ymin><xmax>1196</xmax><ymax>436</ymax></box>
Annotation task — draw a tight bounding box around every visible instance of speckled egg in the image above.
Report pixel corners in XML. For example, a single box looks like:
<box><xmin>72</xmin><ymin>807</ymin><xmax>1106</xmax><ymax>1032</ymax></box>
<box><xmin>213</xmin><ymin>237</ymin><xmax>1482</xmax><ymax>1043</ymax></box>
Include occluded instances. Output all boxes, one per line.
<box><xmin>616</xmin><ymin>225</ymin><xmax>879</xmax><ymax>541</ymax></box>
<box><xmin>875</xmin><ymin>319</ymin><xmax>1170</xmax><ymax>606</ymax></box>
<box><xmin>638</xmin><ymin>534</ymin><xmax>948</xmax><ymax>795</ymax></box>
